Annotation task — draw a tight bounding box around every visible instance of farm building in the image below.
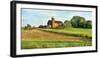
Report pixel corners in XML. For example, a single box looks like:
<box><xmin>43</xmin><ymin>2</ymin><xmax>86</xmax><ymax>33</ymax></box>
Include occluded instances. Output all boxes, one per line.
<box><xmin>47</xmin><ymin>17</ymin><xmax>63</xmax><ymax>28</ymax></box>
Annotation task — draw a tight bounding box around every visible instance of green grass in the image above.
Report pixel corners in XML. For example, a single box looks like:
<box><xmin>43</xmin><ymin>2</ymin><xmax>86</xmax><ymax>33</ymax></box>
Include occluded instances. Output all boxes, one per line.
<box><xmin>21</xmin><ymin>39</ymin><xmax>92</xmax><ymax>49</ymax></box>
<box><xmin>21</xmin><ymin>28</ymin><xmax>92</xmax><ymax>49</ymax></box>
<box><xmin>42</xmin><ymin>28</ymin><xmax>92</xmax><ymax>39</ymax></box>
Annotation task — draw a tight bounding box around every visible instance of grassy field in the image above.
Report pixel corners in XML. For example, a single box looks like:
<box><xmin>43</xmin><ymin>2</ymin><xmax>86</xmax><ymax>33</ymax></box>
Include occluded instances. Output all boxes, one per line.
<box><xmin>21</xmin><ymin>28</ymin><xmax>92</xmax><ymax>49</ymax></box>
<box><xmin>21</xmin><ymin>40</ymin><xmax>91</xmax><ymax>49</ymax></box>
<box><xmin>41</xmin><ymin>28</ymin><xmax>92</xmax><ymax>39</ymax></box>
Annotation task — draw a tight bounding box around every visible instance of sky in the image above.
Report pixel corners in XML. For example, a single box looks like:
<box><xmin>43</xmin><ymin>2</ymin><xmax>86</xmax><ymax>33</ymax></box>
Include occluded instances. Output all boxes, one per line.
<box><xmin>21</xmin><ymin>8</ymin><xmax>92</xmax><ymax>27</ymax></box>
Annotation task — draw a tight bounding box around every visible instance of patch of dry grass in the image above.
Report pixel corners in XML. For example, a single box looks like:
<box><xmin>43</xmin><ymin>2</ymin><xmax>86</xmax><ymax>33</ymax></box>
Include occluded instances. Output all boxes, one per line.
<box><xmin>22</xmin><ymin>29</ymin><xmax>81</xmax><ymax>41</ymax></box>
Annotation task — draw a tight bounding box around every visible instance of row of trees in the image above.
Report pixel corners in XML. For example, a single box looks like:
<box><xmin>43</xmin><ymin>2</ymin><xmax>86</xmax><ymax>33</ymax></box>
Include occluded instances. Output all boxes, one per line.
<box><xmin>22</xmin><ymin>24</ymin><xmax>37</xmax><ymax>30</ymax></box>
<box><xmin>64</xmin><ymin>16</ymin><xmax>92</xmax><ymax>28</ymax></box>
<box><xmin>23</xmin><ymin>24</ymin><xmax>32</xmax><ymax>30</ymax></box>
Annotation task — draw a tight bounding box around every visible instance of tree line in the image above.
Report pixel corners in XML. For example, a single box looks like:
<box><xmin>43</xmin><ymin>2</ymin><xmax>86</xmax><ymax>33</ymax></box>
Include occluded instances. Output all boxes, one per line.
<box><xmin>64</xmin><ymin>16</ymin><xmax>92</xmax><ymax>28</ymax></box>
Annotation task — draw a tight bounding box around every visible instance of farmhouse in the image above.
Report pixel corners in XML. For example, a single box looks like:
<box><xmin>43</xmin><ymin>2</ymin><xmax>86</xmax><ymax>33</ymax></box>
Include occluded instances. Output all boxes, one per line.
<box><xmin>47</xmin><ymin>17</ymin><xmax>63</xmax><ymax>28</ymax></box>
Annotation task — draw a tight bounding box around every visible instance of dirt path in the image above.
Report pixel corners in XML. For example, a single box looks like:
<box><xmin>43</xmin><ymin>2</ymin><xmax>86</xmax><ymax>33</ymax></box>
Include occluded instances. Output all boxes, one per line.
<box><xmin>22</xmin><ymin>29</ymin><xmax>81</xmax><ymax>41</ymax></box>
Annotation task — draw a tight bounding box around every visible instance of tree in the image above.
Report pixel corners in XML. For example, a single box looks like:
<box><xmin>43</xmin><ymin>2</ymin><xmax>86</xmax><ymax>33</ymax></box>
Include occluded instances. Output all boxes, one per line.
<box><xmin>26</xmin><ymin>24</ymin><xmax>31</xmax><ymax>30</ymax></box>
<box><xmin>71</xmin><ymin>16</ymin><xmax>86</xmax><ymax>28</ymax></box>
<box><xmin>78</xmin><ymin>17</ymin><xmax>86</xmax><ymax>28</ymax></box>
<box><xmin>27</xmin><ymin>24</ymin><xmax>31</xmax><ymax>27</ymax></box>
<box><xmin>64</xmin><ymin>20</ymin><xmax>72</xmax><ymax>28</ymax></box>
<box><xmin>38</xmin><ymin>25</ymin><xmax>47</xmax><ymax>28</ymax></box>
<box><xmin>85</xmin><ymin>20</ymin><xmax>92</xmax><ymax>28</ymax></box>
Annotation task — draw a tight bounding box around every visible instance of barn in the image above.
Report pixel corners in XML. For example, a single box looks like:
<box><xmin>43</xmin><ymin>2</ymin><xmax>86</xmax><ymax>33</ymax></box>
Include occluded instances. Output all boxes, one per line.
<box><xmin>47</xmin><ymin>17</ymin><xmax>63</xmax><ymax>28</ymax></box>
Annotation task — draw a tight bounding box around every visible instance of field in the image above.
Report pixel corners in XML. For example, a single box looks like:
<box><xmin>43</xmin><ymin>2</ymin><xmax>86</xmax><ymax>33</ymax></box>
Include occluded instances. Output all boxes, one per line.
<box><xmin>21</xmin><ymin>28</ymin><xmax>92</xmax><ymax>49</ymax></box>
<box><xmin>41</xmin><ymin>28</ymin><xmax>92</xmax><ymax>39</ymax></box>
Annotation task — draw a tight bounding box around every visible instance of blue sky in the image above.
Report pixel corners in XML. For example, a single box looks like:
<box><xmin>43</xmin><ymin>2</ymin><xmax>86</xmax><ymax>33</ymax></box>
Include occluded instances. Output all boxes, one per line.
<box><xmin>21</xmin><ymin>8</ymin><xmax>92</xmax><ymax>27</ymax></box>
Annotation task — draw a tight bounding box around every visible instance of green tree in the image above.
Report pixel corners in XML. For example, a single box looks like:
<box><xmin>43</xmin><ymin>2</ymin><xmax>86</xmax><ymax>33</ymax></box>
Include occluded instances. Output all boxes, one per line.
<box><xmin>64</xmin><ymin>20</ymin><xmax>72</xmax><ymax>28</ymax></box>
<box><xmin>26</xmin><ymin>24</ymin><xmax>31</xmax><ymax>30</ymax></box>
<box><xmin>85</xmin><ymin>20</ymin><xmax>92</xmax><ymax>28</ymax></box>
<box><xmin>71</xmin><ymin>16</ymin><xmax>86</xmax><ymax>28</ymax></box>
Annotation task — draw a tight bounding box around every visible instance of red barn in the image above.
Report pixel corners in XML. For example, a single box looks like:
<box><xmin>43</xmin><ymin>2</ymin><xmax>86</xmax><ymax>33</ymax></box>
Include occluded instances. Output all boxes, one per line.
<box><xmin>47</xmin><ymin>17</ymin><xmax>63</xmax><ymax>28</ymax></box>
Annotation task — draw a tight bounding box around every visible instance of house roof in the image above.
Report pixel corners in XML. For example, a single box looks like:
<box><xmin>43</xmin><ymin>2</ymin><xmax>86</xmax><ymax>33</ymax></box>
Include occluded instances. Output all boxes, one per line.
<box><xmin>47</xmin><ymin>20</ymin><xmax>63</xmax><ymax>25</ymax></box>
